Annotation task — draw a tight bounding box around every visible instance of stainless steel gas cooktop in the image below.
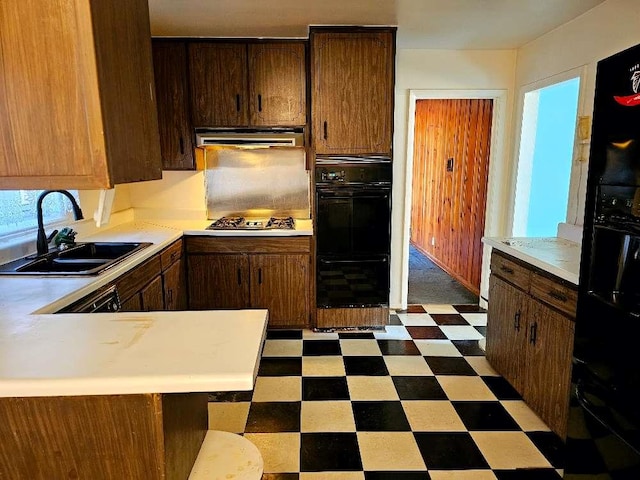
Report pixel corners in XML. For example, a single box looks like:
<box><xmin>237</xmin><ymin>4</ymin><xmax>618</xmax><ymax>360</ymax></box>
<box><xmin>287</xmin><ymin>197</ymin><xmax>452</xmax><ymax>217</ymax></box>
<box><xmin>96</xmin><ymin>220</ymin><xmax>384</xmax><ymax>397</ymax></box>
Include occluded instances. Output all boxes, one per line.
<box><xmin>206</xmin><ymin>216</ymin><xmax>295</xmax><ymax>230</ymax></box>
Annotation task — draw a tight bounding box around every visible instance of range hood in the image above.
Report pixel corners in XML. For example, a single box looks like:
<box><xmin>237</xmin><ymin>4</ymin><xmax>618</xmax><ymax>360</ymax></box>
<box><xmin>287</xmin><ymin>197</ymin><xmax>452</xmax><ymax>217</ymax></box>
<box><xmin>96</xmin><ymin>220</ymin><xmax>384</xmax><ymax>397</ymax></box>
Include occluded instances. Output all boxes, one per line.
<box><xmin>195</xmin><ymin>127</ymin><xmax>304</xmax><ymax>148</ymax></box>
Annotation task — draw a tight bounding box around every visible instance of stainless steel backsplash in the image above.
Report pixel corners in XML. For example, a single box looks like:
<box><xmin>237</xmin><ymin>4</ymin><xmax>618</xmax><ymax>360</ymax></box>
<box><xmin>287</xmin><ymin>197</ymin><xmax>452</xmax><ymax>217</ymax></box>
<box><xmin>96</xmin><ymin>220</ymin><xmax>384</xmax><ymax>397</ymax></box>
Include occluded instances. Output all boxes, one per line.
<box><xmin>204</xmin><ymin>147</ymin><xmax>310</xmax><ymax>219</ymax></box>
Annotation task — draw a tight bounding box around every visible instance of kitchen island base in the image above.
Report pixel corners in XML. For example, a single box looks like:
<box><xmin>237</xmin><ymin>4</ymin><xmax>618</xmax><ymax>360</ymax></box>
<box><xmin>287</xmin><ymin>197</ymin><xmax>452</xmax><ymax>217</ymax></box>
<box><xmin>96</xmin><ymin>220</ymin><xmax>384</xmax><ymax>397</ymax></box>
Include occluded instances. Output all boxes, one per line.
<box><xmin>0</xmin><ymin>392</ymin><xmax>207</xmax><ymax>479</ymax></box>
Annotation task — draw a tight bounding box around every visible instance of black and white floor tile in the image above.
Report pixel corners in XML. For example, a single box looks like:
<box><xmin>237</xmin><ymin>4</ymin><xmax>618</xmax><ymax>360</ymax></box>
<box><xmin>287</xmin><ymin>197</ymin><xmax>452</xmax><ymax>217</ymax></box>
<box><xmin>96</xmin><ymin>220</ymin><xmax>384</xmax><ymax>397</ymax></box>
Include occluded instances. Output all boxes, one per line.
<box><xmin>208</xmin><ymin>304</ymin><xmax>564</xmax><ymax>479</ymax></box>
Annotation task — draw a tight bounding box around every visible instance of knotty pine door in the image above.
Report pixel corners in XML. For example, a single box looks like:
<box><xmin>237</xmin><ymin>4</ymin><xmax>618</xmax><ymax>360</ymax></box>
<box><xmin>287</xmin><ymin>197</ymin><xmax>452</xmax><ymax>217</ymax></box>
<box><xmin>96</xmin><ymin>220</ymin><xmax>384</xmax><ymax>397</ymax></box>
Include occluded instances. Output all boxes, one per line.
<box><xmin>410</xmin><ymin>98</ymin><xmax>493</xmax><ymax>294</ymax></box>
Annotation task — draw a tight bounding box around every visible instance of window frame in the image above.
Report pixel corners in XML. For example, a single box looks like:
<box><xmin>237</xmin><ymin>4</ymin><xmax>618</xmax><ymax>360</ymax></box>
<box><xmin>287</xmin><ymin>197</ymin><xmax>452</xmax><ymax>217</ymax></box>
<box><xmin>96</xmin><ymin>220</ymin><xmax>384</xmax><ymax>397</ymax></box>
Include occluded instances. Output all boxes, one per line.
<box><xmin>508</xmin><ymin>65</ymin><xmax>588</xmax><ymax>236</ymax></box>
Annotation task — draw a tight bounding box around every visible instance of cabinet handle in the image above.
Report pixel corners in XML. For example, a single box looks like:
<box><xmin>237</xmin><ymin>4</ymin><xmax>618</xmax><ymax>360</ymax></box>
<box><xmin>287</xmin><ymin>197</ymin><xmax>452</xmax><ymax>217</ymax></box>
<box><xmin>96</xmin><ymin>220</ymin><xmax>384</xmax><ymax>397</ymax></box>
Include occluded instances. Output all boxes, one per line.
<box><xmin>500</xmin><ymin>265</ymin><xmax>514</xmax><ymax>274</ymax></box>
<box><xmin>529</xmin><ymin>321</ymin><xmax>538</xmax><ymax>345</ymax></box>
<box><xmin>514</xmin><ymin>310</ymin><xmax>521</xmax><ymax>331</ymax></box>
<box><xmin>323</xmin><ymin>121</ymin><xmax>328</xmax><ymax>140</ymax></box>
<box><xmin>258</xmin><ymin>94</ymin><xmax>262</xmax><ymax>112</ymax></box>
<box><xmin>258</xmin><ymin>268</ymin><xmax>262</xmax><ymax>285</ymax></box>
<box><xmin>548</xmin><ymin>290</ymin><xmax>568</xmax><ymax>302</ymax></box>
<box><xmin>179</xmin><ymin>137</ymin><xmax>185</xmax><ymax>155</ymax></box>
<box><xmin>168</xmin><ymin>289</ymin><xmax>173</xmax><ymax>304</ymax></box>
<box><xmin>236</xmin><ymin>94</ymin><xmax>241</xmax><ymax>112</ymax></box>
<box><xmin>237</xmin><ymin>268</ymin><xmax>242</xmax><ymax>285</ymax></box>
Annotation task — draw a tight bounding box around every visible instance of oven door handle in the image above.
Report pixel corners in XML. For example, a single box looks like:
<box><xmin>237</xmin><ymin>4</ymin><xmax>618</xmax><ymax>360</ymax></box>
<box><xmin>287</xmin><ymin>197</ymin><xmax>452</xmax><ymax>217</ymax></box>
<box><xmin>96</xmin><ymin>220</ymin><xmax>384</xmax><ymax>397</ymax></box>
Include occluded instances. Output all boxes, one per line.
<box><xmin>319</xmin><ymin>258</ymin><xmax>387</xmax><ymax>264</ymax></box>
<box><xmin>575</xmin><ymin>379</ymin><xmax>640</xmax><ymax>455</ymax></box>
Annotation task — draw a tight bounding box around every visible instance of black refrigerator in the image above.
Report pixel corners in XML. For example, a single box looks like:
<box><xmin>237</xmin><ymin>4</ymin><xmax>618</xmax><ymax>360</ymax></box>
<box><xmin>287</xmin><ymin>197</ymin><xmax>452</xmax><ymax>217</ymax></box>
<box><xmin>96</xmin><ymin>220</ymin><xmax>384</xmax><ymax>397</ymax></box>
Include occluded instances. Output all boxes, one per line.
<box><xmin>565</xmin><ymin>43</ymin><xmax>640</xmax><ymax>478</ymax></box>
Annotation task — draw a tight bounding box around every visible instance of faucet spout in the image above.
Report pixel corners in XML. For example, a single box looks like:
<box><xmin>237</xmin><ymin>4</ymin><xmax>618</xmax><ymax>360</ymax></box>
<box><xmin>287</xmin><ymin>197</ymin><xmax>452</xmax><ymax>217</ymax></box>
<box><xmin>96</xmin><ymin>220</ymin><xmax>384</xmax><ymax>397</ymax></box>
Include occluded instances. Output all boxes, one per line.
<box><xmin>36</xmin><ymin>190</ymin><xmax>84</xmax><ymax>256</ymax></box>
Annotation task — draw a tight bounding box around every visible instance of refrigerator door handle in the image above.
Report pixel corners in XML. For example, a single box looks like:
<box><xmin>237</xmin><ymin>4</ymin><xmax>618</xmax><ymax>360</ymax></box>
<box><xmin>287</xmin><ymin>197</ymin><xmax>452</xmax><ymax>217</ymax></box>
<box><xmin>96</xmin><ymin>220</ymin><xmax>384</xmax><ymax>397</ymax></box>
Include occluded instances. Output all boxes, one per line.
<box><xmin>575</xmin><ymin>379</ymin><xmax>640</xmax><ymax>455</ymax></box>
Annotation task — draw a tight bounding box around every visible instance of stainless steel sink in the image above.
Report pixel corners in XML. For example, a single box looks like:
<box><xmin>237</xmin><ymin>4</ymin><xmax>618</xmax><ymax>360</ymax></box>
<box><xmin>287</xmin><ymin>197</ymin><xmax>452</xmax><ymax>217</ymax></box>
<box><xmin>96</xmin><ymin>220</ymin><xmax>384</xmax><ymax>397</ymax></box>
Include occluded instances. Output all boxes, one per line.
<box><xmin>0</xmin><ymin>242</ymin><xmax>152</xmax><ymax>275</ymax></box>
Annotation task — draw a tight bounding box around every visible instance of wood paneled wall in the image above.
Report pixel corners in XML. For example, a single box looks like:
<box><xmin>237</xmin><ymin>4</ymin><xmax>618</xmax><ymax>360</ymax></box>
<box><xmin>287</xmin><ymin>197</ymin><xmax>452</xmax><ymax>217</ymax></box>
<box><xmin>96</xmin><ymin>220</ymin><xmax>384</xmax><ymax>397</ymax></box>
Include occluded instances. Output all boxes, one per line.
<box><xmin>410</xmin><ymin>99</ymin><xmax>493</xmax><ymax>294</ymax></box>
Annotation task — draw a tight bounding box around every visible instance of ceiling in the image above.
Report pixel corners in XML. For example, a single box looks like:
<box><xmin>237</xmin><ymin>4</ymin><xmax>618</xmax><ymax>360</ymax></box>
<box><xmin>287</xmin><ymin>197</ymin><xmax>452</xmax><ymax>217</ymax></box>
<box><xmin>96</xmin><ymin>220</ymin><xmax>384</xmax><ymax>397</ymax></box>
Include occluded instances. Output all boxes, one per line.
<box><xmin>148</xmin><ymin>0</ymin><xmax>606</xmax><ymax>49</ymax></box>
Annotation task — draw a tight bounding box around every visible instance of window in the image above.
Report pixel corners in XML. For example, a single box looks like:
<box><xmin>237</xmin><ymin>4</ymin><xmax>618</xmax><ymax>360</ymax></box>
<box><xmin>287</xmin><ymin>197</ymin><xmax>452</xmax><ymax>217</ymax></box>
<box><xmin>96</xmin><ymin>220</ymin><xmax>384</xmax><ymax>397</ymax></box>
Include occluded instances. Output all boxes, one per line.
<box><xmin>513</xmin><ymin>76</ymin><xmax>581</xmax><ymax>237</ymax></box>
<box><xmin>0</xmin><ymin>190</ymin><xmax>80</xmax><ymax>237</ymax></box>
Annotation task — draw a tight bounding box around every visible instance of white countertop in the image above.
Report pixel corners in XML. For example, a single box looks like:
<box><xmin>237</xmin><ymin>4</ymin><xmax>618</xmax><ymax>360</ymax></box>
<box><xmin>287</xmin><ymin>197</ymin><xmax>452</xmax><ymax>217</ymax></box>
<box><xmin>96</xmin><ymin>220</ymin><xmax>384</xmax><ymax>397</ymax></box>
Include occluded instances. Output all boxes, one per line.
<box><xmin>0</xmin><ymin>310</ymin><xmax>267</xmax><ymax>398</ymax></box>
<box><xmin>482</xmin><ymin>237</ymin><xmax>581</xmax><ymax>285</ymax></box>
<box><xmin>0</xmin><ymin>217</ymin><xmax>311</xmax><ymax>397</ymax></box>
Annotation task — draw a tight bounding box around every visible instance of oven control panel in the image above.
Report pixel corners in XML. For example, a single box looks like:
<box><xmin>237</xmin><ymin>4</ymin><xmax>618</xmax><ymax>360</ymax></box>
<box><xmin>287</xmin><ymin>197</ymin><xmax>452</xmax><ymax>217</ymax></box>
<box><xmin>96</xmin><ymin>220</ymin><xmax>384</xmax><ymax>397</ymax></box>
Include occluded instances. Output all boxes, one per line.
<box><xmin>315</xmin><ymin>163</ymin><xmax>392</xmax><ymax>185</ymax></box>
<box><xmin>321</xmin><ymin>170</ymin><xmax>346</xmax><ymax>182</ymax></box>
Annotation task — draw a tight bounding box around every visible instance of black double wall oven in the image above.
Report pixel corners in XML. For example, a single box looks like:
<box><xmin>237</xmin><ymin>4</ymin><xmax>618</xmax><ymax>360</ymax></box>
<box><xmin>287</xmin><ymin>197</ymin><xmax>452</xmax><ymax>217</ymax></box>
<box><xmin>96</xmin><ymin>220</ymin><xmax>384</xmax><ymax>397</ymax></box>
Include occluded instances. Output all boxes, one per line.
<box><xmin>566</xmin><ymin>43</ymin><xmax>640</xmax><ymax>479</ymax></box>
<box><xmin>315</xmin><ymin>158</ymin><xmax>392</xmax><ymax>309</ymax></box>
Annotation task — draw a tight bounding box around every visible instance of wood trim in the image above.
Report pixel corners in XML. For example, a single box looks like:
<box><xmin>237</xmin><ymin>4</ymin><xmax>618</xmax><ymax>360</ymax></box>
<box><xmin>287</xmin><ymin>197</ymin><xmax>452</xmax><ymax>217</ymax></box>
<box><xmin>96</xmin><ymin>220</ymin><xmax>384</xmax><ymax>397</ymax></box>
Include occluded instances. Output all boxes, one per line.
<box><xmin>316</xmin><ymin>307</ymin><xmax>388</xmax><ymax>328</ymax></box>
<box><xmin>185</xmin><ymin>236</ymin><xmax>312</xmax><ymax>254</ymax></box>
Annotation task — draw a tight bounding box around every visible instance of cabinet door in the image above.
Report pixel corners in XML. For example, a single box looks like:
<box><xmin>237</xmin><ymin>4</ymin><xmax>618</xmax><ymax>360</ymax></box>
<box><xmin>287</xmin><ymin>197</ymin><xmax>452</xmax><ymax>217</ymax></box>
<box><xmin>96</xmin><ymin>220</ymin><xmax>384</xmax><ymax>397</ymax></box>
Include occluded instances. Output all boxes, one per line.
<box><xmin>486</xmin><ymin>276</ymin><xmax>528</xmax><ymax>392</ymax></box>
<box><xmin>250</xmin><ymin>254</ymin><xmax>310</xmax><ymax>327</ymax></box>
<box><xmin>152</xmin><ymin>41</ymin><xmax>195</xmax><ymax>170</ymax></box>
<box><xmin>163</xmin><ymin>259</ymin><xmax>187</xmax><ymax>311</ymax></box>
<box><xmin>0</xmin><ymin>0</ymin><xmax>162</xmax><ymax>189</ymax></box>
<box><xmin>248</xmin><ymin>43</ymin><xmax>306</xmax><ymax>126</ymax></box>
<box><xmin>525</xmin><ymin>301</ymin><xmax>575</xmax><ymax>438</ymax></box>
<box><xmin>141</xmin><ymin>275</ymin><xmax>165</xmax><ymax>312</ymax></box>
<box><xmin>311</xmin><ymin>31</ymin><xmax>394</xmax><ymax>155</ymax></box>
<box><xmin>187</xmin><ymin>254</ymin><xmax>250</xmax><ymax>309</ymax></box>
<box><xmin>188</xmin><ymin>43</ymin><xmax>248</xmax><ymax>127</ymax></box>
<box><xmin>120</xmin><ymin>293</ymin><xmax>143</xmax><ymax>312</ymax></box>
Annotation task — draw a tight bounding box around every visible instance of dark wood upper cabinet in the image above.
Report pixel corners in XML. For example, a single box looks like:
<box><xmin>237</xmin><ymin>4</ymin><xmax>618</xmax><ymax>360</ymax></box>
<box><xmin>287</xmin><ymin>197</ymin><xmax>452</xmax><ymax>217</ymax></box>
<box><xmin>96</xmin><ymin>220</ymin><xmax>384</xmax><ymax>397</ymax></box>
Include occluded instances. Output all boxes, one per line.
<box><xmin>152</xmin><ymin>41</ymin><xmax>195</xmax><ymax>170</ymax></box>
<box><xmin>311</xmin><ymin>29</ymin><xmax>395</xmax><ymax>155</ymax></box>
<box><xmin>248</xmin><ymin>43</ymin><xmax>307</xmax><ymax>126</ymax></box>
<box><xmin>0</xmin><ymin>0</ymin><xmax>162</xmax><ymax>189</ymax></box>
<box><xmin>188</xmin><ymin>41</ymin><xmax>306</xmax><ymax>127</ymax></box>
<box><xmin>188</xmin><ymin>43</ymin><xmax>249</xmax><ymax>127</ymax></box>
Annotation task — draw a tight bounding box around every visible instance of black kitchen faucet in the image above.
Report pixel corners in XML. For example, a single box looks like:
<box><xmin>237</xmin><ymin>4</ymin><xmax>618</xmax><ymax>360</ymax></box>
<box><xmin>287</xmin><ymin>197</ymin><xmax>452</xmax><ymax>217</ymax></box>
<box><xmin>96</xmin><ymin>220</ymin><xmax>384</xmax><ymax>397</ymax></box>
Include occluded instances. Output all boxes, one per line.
<box><xmin>35</xmin><ymin>190</ymin><xmax>84</xmax><ymax>256</ymax></box>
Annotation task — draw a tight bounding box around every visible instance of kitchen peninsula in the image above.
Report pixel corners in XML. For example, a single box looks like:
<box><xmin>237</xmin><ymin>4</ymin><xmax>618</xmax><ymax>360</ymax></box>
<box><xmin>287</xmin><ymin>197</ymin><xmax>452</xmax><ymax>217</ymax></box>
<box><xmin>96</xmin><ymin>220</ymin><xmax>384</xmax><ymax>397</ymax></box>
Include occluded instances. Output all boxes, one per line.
<box><xmin>0</xmin><ymin>217</ymin><xmax>312</xmax><ymax>478</ymax></box>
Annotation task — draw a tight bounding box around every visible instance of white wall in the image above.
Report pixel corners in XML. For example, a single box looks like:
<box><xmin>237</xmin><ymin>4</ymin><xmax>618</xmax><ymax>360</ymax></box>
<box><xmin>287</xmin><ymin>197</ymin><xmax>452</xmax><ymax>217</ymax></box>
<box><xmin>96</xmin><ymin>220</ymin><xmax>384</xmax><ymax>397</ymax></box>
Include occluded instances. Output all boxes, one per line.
<box><xmin>391</xmin><ymin>49</ymin><xmax>517</xmax><ymax>308</ymax></box>
<box><xmin>513</xmin><ymin>0</ymin><xmax>640</xmax><ymax>228</ymax></box>
<box><xmin>127</xmin><ymin>171</ymin><xmax>207</xmax><ymax>219</ymax></box>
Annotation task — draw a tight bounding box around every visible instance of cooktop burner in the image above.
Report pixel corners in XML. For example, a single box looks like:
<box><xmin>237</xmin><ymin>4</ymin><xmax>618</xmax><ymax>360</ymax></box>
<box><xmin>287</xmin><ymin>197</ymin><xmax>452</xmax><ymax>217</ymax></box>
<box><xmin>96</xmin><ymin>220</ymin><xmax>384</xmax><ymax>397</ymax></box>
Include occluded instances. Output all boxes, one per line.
<box><xmin>266</xmin><ymin>217</ymin><xmax>295</xmax><ymax>229</ymax></box>
<box><xmin>207</xmin><ymin>216</ymin><xmax>245</xmax><ymax>229</ymax></box>
<box><xmin>207</xmin><ymin>216</ymin><xmax>295</xmax><ymax>230</ymax></box>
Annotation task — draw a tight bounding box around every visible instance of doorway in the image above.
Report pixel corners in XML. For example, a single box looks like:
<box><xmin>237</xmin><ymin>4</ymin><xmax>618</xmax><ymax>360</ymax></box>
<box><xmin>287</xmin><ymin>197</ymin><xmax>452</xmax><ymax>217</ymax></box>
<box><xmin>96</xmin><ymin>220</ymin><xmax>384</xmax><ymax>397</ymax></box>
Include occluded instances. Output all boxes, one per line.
<box><xmin>408</xmin><ymin>98</ymin><xmax>493</xmax><ymax>304</ymax></box>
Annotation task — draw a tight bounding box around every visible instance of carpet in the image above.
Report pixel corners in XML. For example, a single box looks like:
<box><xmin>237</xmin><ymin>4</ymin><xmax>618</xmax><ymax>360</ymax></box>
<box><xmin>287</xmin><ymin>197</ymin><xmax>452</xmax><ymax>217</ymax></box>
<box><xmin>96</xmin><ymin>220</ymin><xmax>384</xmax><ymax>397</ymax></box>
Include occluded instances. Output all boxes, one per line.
<box><xmin>408</xmin><ymin>244</ymin><xmax>479</xmax><ymax>305</ymax></box>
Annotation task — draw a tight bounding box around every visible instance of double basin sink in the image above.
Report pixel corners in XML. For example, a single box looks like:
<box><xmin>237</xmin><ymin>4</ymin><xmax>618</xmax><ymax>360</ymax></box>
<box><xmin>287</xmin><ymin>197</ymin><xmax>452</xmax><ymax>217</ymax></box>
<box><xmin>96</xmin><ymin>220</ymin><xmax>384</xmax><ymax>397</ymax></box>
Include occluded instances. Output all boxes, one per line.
<box><xmin>0</xmin><ymin>242</ymin><xmax>151</xmax><ymax>275</ymax></box>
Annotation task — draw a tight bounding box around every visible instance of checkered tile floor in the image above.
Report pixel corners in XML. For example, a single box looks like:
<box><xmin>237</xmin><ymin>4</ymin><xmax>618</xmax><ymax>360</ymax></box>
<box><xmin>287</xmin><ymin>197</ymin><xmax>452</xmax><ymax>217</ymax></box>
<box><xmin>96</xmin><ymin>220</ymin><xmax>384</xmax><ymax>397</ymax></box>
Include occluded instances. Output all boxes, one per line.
<box><xmin>208</xmin><ymin>304</ymin><xmax>565</xmax><ymax>479</ymax></box>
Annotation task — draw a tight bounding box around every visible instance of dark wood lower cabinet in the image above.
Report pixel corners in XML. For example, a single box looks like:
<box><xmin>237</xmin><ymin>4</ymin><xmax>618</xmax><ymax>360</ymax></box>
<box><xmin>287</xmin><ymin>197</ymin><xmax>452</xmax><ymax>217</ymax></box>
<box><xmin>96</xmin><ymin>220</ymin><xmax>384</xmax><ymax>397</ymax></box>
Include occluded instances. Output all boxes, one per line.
<box><xmin>163</xmin><ymin>258</ymin><xmax>187</xmax><ymax>311</ymax></box>
<box><xmin>186</xmin><ymin>237</ymin><xmax>311</xmax><ymax>328</ymax></box>
<box><xmin>525</xmin><ymin>300</ymin><xmax>574</xmax><ymax>438</ymax></box>
<box><xmin>486</xmin><ymin>277</ymin><xmax>528</xmax><ymax>393</ymax></box>
<box><xmin>141</xmin><ymin>275</ymin><xmax>165</xmax><ymax>311</ymax></box>
<box><xmin>0</xmin><ymin>393</ymin><xmax>207</xmax><ymax>480</ymax></box>
<box><xmin>486</xmin><ymin>251</ymin><xmax>576</xmax><ymax>439</ymax></box>
<box><xmin>116</xmin><ymin>240</ymin><xmax>186</xmax><ymax>313</ymax></box>
<box><xmin>188</xmin><ymin>254</ymin><xmax>250</xmax><ymax>309</ymax></box>
<box><xmin>250</xmin><ymin>254</ymin><xmax>309</xmax><ymax>327</ymax></box>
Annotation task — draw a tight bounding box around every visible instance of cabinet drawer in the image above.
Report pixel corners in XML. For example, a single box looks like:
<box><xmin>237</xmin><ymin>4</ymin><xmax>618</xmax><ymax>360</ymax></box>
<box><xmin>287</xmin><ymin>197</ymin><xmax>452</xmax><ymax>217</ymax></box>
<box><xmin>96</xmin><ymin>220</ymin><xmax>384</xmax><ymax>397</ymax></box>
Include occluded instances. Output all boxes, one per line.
<box><xmin>530</xmin><ymin>273</ymin><xmax>577</xmax><ymax>317</ymax></box>
<box><xmin>491</xmin><ymin>252</ymin><xmax>531</xmax><ymax>291</ymax></box>
<box><xmin>160</xmin><ymin>239</ymin><xmax>183</xmax><ymax>271</ymax></box>
<box><xmin>186</xmin><ymin>236</ymin><xmax>311</xmax><ymax>254</ymax></box>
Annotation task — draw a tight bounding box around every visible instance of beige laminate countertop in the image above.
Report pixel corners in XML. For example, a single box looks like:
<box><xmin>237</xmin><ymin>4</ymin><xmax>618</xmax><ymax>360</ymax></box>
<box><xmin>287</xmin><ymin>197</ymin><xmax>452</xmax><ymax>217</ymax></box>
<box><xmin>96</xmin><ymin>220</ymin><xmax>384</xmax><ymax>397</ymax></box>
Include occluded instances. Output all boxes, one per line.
<box><xmin>482</xmin><ymin>237</ymin><xmax>581</xmax><ymax>285</ymax></box>
<box><xmin>0</xmin><ymin>217</ymin><xmax>314</xmax><ymax>397</ymax></box>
